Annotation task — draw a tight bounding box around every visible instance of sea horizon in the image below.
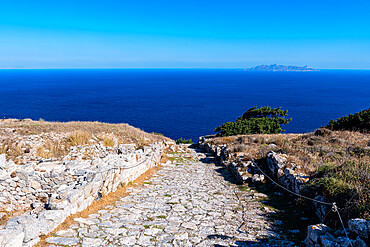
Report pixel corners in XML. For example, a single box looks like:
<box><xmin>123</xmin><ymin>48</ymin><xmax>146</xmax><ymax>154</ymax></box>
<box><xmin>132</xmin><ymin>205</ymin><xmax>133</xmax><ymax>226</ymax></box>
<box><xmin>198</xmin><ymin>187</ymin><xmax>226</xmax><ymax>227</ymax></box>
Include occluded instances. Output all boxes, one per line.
<box><xmin>1</xmin><ymin>67</ymin><xmax>370</xmax><ymax>70</ymax></box>
<box><xmin>1</xmin><ymin>69</ymin><xmax>369</xmax><ymax>141</ymax></box>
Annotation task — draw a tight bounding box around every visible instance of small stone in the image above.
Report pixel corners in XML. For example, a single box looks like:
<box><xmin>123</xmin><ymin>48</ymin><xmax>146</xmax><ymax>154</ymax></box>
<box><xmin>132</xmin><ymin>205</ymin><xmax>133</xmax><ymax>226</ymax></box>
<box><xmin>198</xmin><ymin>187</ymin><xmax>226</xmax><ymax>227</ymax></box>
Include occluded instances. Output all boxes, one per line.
<box><xmin>30</xmin><ymin>181</ymin><xmax>41</xmax><ymax>190</ymax></box>
<box><xmin>55</xmin><ymin>229</ymin><xmax>77</xmax><ymax>237</ymax></box>
<box><xmin>175</xmin><ymin>232</ymin><xmax>188</xmax><ymax>240</ymax></box>
<box><xmin>82</xmin><ymin>237</ymin><xmax>104</xmax><ymax>247</ymax></box>
<box><xmin>182</xmin><ymin>222</ymin><xmax>197</xmax><ymax>230</ymax></box>
<box><xmin>172</xmin><ymin>204</ymin><xmax>186</xmax><ymax>212</ymax></box>
<box><xmin>74</xmin><ymin>218</ymin><xmax>96</xmax><ymax>225</ymax></box>
<box><xmin>120</xmin><ymin>236</ymin><xmax>137</xmax><ymax>245</ymax></box>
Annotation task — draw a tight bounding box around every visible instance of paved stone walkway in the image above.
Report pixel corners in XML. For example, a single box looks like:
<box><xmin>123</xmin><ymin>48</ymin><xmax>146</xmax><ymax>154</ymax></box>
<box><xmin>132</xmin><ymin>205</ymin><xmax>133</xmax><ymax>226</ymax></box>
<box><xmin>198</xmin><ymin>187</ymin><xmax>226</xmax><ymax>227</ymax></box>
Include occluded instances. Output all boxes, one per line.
<box><xmin>44</xmin><ymin>147</ymin><xmax>293</xmax><ymax>246</ymax></box>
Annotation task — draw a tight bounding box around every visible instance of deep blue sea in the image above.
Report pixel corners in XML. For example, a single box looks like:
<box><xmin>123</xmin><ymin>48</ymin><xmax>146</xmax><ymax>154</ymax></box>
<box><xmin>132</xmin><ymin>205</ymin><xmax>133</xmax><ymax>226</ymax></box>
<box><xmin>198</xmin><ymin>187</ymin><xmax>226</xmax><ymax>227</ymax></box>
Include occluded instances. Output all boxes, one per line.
<box><xmin>0</xmin><ymin>69</ymin><xmax>369</xmax><ymax>141</ymax></box>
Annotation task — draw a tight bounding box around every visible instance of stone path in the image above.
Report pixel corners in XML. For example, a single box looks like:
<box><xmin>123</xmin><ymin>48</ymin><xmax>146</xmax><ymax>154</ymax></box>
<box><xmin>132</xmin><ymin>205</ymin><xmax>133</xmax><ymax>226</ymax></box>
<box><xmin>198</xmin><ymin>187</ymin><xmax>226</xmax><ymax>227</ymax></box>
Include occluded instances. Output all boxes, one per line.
<box><xmin>44</xmin><ymin>146</ymin><xmax>294</xmax><ymax>246</ymax></box>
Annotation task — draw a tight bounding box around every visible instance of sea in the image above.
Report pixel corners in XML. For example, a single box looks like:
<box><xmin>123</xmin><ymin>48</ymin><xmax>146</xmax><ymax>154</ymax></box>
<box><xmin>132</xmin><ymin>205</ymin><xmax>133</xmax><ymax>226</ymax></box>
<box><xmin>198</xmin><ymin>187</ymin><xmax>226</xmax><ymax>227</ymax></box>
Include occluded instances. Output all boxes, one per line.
<box><xmin>0</xmin><ymin>69</ymin><xmax>369</xmax><ymax>142</ymax></box>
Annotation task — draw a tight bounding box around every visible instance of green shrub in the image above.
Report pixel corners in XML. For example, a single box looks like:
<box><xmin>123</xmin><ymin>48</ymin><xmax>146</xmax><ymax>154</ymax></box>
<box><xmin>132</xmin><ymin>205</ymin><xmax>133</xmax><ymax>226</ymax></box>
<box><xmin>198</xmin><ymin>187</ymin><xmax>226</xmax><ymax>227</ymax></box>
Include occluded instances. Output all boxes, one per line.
<box><xmin>176</xmin><ymin>138</ymin><xmax>193</xmax><ymax>144</ymax></box>
<box><xmin>215</xmin><ymin>106</ymin><xmax>292</xmax><ymax>136</ymax></box>
<box><xmin>325</xmin><ymin>108</ymin><xmax>370</xmax><ymax>132</ymax></box>
<box><xmin>302</xmin><ymin>161</ymin><xmax>370</xmax><ymax>221</ymax></box>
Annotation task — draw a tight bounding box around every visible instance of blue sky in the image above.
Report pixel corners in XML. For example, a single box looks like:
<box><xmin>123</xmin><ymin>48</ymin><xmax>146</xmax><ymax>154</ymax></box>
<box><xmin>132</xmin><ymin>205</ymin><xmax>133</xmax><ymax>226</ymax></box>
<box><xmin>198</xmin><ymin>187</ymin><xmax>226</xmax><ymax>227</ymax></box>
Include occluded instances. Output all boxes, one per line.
<box><xmin>0</xmin><ymin>0</ymin><xmax>369</xmax><ymax>69</ymax></box>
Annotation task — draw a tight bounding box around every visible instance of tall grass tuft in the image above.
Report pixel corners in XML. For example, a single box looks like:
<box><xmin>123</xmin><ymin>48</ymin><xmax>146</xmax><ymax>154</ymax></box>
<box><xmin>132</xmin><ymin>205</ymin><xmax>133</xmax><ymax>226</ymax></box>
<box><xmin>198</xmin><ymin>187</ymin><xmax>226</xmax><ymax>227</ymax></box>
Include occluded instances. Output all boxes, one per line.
<box><xmin>67</xmin><ymin>130</ymin><xmax>92</xmax><ymax>146</ymax></box>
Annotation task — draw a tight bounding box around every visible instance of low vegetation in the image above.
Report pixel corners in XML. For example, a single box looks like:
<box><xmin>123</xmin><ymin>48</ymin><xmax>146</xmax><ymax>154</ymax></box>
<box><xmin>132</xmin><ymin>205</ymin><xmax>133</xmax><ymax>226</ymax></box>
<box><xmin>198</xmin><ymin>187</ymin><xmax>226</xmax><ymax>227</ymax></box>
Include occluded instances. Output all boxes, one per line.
<box><xmin>214</xmin><ymin>106</ymin><xmax>291</xmax><ymax>136</ymax></box>
<box><xmin>303</xmin><ymin>161</ymin><xmax>369</xmax><ymax>221</ymax></box>
<box><xmin>206</xmin><ymin>129</ymin><xmax>370</xmax><ymax>221</ymax></box>
<box><xmin>325</xmin><ymin>108</ymin><xmax>370</xmax><ymax>132</ymax></box>
<box><xmin>0</xmin><ymin>118</ymin><xmax>170</xmax><ymax>164</ymax></box>
<box><xmin>206</xmin><ymin>108</ymin><xmax>370</xmax><ymax>222</ymax></box>
<box><xmin>175</xmin><ymin>138</ymin><xmax>193</xmax><ymax>144</ymax></box>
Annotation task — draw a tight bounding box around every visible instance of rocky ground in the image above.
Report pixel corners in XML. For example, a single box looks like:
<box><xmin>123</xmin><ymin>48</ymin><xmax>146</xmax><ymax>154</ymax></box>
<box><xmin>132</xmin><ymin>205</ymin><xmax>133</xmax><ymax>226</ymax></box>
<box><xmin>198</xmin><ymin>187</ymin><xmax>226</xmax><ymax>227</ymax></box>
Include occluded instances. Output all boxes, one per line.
<box><xmin>0</xmin><ymin>119</ymin><xmax>168</xmax><ymax>216</ymax></box>
<box><xmin>42</xmin><ymin>146</ymin><xmax>296</xmax><ymax>247</ymax></box>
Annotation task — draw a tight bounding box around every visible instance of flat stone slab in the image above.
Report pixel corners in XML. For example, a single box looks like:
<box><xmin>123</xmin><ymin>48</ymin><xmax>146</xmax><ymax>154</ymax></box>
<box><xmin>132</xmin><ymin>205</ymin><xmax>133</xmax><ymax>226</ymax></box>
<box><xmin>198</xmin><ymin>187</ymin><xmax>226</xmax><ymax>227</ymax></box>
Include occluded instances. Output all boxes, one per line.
<box><xmin>45</xmin><ymin>237</ymin><xmax>79</xmax><ymax>245</ymax></box>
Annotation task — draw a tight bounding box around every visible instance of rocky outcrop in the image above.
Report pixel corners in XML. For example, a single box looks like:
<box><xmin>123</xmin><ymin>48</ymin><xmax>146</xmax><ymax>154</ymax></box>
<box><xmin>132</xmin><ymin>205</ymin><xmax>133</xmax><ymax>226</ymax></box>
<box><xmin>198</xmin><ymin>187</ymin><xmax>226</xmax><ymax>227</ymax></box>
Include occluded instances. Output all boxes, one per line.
<box><xmin>266</xmin><ymin>151</ymin><xmax>309</xmax><ymax>194</ymax></box>
<box><xmin>0</xmin><ymin>141</ymin><xmax>168</xmax><ymax>247</ymax></box>
<box><xmin>348</xmin><ymin>219</ymin><xmax>370</xmax><ymax>241</ymax></box>
<box><xmin>305</xmin><ymin>220</ymin><xmax>369</xmax><ymax>247</ymax></box>
<box><xmin>198</xmin><ymin>136</ymin><xmax>263</xmax><ymax>184</ymax></box>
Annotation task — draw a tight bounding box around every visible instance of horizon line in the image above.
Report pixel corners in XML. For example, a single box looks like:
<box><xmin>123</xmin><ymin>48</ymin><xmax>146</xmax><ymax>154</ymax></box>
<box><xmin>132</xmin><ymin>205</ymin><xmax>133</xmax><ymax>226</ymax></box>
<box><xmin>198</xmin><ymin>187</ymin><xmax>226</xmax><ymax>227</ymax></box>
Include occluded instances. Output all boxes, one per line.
<box><xmin>0</xmin><ymin>67</ymin><xmax>370</xmax><ymax>70</ymax></box>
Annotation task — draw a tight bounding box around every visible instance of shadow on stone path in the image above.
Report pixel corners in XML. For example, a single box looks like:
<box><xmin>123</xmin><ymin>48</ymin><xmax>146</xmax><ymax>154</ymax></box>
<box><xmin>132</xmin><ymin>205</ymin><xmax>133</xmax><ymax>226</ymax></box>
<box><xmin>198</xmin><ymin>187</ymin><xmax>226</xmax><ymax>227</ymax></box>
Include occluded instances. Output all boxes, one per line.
<box><xmin>44</xmin><ymin>146</ymin><xmax>296</xmax><ymax>246</ymax></box>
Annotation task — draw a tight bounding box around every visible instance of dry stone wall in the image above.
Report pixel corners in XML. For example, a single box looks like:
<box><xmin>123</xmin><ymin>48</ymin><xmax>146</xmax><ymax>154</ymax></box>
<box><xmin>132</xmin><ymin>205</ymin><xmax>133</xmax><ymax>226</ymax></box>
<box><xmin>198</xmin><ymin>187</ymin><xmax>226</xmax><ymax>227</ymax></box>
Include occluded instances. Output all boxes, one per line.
<box><xmin>0</xmin><ymin>141</ymin><xmax>169</xmax><ymax>247</ymax></box>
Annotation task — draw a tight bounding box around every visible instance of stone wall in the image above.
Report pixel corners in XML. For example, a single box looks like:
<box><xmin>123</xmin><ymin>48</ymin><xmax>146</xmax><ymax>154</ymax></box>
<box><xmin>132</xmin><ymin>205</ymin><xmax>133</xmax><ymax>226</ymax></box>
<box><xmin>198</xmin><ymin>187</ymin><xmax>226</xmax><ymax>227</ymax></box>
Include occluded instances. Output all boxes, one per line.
<box><xmin>0</xmin><ymin>141</ymin><xmax>169</xmax><ymax>247</ymax></box>
<box><xmin>199</xmin><ymin>137</ymin><xmax>310</xmax><ymax>196</ymax></box>
<box><xmin>198</xmin><ymin>136</ymin><xmax>266</xmax><ymax>184</ymax></box>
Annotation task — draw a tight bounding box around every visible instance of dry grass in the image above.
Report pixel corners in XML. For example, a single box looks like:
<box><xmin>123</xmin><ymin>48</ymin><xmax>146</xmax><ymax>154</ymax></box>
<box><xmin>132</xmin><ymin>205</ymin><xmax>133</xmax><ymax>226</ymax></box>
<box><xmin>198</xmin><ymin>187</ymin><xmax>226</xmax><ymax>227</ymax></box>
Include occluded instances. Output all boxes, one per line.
<box><xmin>102</xmin><ymin>137</ymin><xmax>115</xmax><ymax>147</ymax></box>
<box><xmin>66</xmin><ymin>130</ymin><xmax>92</xmax><ymax>146</ymax></box>
<box><xmin>35</xmin><ymin>139</ymin><xmax>69</xmax><ymax>159</ymax></box>
<box><xmin>0</xmin><ymin>118</ymin><xmax>168</xmax><ymax>142</ymax></box>
<box><xmin>0</xmin><ymin>118</ymin><xmax>170</xmax><ymax>163</ymax></box>
<box><xmin>205</xmin><ymin>129</ymin><xmax>370</xmax><ymax>220</ymax></box>
<box><xmin>205</xmin><ymin>130</ymin><xmax>370</xmax><ymax>173</ymax></box>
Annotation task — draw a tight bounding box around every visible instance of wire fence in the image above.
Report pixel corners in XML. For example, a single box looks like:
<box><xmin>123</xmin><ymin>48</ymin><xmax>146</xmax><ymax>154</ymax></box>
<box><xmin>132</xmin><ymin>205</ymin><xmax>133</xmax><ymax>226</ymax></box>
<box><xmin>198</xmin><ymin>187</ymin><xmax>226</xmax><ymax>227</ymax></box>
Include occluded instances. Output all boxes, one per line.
<box><xmin>252</xmin><ymin>161</ymin><xmax>353</xmax><ymax>247</ymax></box>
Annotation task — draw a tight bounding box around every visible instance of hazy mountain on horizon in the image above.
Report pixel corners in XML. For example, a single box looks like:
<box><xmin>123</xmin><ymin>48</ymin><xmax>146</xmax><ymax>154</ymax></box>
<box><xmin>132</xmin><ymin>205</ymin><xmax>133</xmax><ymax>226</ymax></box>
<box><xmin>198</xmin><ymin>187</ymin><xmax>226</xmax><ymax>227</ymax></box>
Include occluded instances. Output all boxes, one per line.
<box><xmin>246</xmin><ymin>64</ymin><xmax>319</xmax><ymax>71</ymax></box>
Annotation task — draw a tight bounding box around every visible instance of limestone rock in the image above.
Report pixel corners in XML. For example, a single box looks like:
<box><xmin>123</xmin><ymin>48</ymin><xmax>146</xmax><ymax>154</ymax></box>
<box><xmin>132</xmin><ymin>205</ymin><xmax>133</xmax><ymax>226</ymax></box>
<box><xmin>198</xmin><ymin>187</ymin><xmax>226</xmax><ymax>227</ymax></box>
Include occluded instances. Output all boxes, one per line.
<box><xmin>0</xmin><ymin>229</ymin><xmax>24</xmax><ymax>247</ymax></box>
<box><xmin>46</xmin><ymin>237</ymin><xmax>79</xmax><ymax>245</ymax></box>
<box><xmin>38</xmin><ymin>210</ymin><xmax>66</xmax><ymax>234</ymax></box>
<box><xmin>348</xmin><ymin>218</ymin><xmax>370</xmax><ymax>240</ymax></box>
<box><xmin>305</xmin><ymin>223</ymin><xmax>331</xmax><ymax>246</ymax></box>
<box><xmin>5</xmin><ymin>215</ymin><xmax>40</xmax><ymax>243</ymax></box>
<box><xmin>353</xmin><ymin>237</ymin><xmax>367</xmax><ymax>247</ymax></box>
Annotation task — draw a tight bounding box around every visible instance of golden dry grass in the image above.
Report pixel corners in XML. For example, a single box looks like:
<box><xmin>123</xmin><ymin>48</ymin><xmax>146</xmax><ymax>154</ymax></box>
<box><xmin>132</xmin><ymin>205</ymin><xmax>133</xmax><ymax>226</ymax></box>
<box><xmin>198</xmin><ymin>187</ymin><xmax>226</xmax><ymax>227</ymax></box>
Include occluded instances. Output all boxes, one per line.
<box><xmin>205</xmin><ymin>130</ymin><xmax>370</xmax><ymax>174</ymax></box>
<box><xmin>103</xmin><ymin>136</ymin><xmax>115</xmax><ymax>147</ymax></box>
<box><xmin>0</xmin><ymin>118</ymin><xmax>170</xmax><ymax>163</ymax></box>
<box><xmin>66</xmin><ymin>130</ymin><xmax>92</xmax><ymax>146</ymax></box>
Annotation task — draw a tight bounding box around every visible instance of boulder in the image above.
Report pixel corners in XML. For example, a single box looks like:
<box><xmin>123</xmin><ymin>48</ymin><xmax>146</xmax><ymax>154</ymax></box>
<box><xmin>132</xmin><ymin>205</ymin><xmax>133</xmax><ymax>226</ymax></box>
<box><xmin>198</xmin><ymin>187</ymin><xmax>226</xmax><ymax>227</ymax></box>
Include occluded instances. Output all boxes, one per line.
<box><xmin>5</xmin><ymin>215</ymin><xmax>39</xmax><ymax>243</ymax></box>
<box><xmin>313</xmin><ymin>195</ymin><xmax>331</xmax><ymax>222</ymax></box>
<box><xmin>0</xmin><ymin>229</ymin><xmax>24</xmax><ymax>247</ymax></box>
<box><xmin>251</xmin><ymin>174</ymin><xmax>265</xmax><ymax>183</ymax></box>
<box><xmin>353</xmin><ymin>237</ymin><xmax>367</xmax><ymax>247</ymax></box>
<box><xmin>348</xmin><ymin>218</ymin><xmax>370</xmax><ymax>240</ymax></box>
<box><xmin>266</xmin><ymin>151</ymin><xmax>286</xmax><ymax>177</ymax></box>
<box><xmin>38</xmin><ymin>210</ymin><xmax>66</xmax><ymax>234</ymax></box>
<box><xmin>305</xmin><ymin>223</ymin><xmax>331</xmax><ymax>247</ymax></box>
<box><xmin>0</xmin><ymin>154</ymin><xmax>7</xmax><ymax>168</ymax></box>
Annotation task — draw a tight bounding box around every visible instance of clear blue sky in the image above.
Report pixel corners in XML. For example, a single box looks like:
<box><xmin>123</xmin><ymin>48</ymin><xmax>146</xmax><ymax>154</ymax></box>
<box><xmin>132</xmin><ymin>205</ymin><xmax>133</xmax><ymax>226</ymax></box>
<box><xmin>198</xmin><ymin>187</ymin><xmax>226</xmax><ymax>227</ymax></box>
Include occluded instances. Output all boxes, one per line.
<box><xmin>0</xmin><ymin>0</ymin><xmax>369</xmax><ymax>69</ymax></box>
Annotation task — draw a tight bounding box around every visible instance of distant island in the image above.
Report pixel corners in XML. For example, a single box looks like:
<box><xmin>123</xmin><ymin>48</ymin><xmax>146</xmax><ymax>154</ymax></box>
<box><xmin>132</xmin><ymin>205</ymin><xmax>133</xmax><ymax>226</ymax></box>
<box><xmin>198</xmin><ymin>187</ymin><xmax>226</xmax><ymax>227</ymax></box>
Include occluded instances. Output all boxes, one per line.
<box><xmin>246</xmin><ymin>64</ymin><xmax>319</xmax><ymax>71</ymax></box>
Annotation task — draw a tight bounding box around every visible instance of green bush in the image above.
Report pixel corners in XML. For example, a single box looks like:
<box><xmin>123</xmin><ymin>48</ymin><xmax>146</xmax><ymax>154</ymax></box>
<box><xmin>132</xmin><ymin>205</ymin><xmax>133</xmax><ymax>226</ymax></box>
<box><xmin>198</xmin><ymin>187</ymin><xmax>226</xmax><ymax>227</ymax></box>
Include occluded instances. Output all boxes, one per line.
<box><xmin>302</xmin><ymin>162</ymin><xmax>370</xmax><ymax>221</ymax></box>
<box><xmin>325</xmin><ymin>108</ymin><xmax>370</xmax><ymax>132</ymax></box>
<box><xmin>215</xmin><ymin>106</ymin><xmax>292</xmax><ymax>136</ymax></box>
<box><xmin>176</xmin><ymin>138</ymin><xmax>193</xmax><ymax>144</ymax></box>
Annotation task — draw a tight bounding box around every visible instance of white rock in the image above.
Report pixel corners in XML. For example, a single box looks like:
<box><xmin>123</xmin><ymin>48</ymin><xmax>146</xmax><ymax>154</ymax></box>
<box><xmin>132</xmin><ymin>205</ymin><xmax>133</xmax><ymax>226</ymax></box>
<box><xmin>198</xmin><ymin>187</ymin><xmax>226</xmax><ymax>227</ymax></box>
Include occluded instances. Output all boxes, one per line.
<box><xmin>182</xmin><ymin>222</ymin><xmax>197</xmax><ymax>230</ymax></box>
<box><xmin>38</xmin><ymin>210</ymin><xmax>66</xmax><ymax>234</ymax></box>
<box><xmin>46</xmin><ymin>237</ymin><xmax>80</xmax><ymax>246</ymax></box>
<box><xmin>55</xmin><ymin>229</ymin><xmax>77</xmax><ymax>237</ymax></box>
<box><xmin>0</xmin><ymin>229</ymin><xmax>25</xmax><ymax>247</ymax></box>
<box><xmin>81</xmin><ymin>237</ymin><xmax>104</xmax><ymax>247</ymax></box>
<box><xmin>74</xmin><ymin>218</ymin><xmax>96</xmax><ymax>226</ymax></box>
<box><xmin>174</xmin><ymin>232</ymin><xmax>188</xmax><ymax>240</ymax></box>
<box><xmin>172</xmin><ymin>204</ymin><xmax>186</xmax><ymax>212</ymax></box>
